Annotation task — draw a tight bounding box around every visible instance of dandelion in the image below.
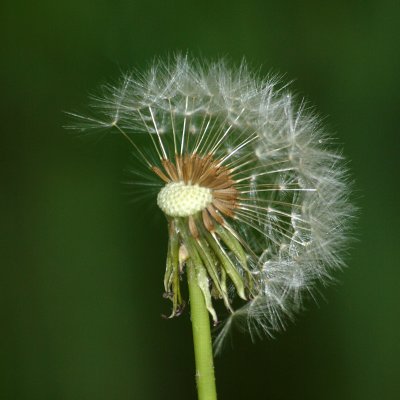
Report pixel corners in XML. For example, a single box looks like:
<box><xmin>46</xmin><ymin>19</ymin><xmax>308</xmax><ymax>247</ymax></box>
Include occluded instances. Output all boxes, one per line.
<box><xmin>68</xmin><ymin>55</ymin><xmax>354</xmax><ymax>400</ymax></box>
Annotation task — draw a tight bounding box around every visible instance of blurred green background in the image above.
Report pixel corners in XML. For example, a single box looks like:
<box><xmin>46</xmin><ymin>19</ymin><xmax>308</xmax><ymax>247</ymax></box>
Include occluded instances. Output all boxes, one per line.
<box><xmin>2</xmin><ymin>0</ymin><xmax>399</xmax><ymax>399</ymax></box>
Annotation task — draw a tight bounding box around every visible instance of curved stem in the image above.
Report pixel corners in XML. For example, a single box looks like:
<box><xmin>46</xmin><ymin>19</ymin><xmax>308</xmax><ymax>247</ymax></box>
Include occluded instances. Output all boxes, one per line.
<box><xmin>187</xmin><ymin>260</ymin><xmax>218</xmax><ymax>400</ymax></box>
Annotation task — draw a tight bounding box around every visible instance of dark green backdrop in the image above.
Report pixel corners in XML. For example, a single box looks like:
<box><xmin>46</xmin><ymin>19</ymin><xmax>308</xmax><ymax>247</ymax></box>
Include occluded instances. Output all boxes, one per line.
<box><xmin>2</xmin><ymin>1</ymin><xmax>399</xmax><ymax>399</ymax></box>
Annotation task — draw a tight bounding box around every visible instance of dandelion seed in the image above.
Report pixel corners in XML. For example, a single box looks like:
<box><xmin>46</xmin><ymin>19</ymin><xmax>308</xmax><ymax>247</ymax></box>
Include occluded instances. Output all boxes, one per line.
<box><xmin>68</xmin><ymin>55</ymin><xmax>354</xmax><ymax>398</ymax></box>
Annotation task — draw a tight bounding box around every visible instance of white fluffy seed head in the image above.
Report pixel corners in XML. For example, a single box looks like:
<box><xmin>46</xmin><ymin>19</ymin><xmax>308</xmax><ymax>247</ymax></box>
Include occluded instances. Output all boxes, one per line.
<box><xmin>70</xmin><ymin>54</ymin><xmax>355</xmax><ymax>351</ymax></box>
<box><xmin>157</xmin><ymin>182</ymin><xmax>213</xmax><ymax>217</ymax></box>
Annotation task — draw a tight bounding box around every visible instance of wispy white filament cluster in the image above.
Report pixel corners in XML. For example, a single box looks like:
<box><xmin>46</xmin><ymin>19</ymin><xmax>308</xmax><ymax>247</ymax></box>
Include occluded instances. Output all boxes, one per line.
<box><xmin>69</xmin><ymin>55</ymin><xmax>354</xmax><ymax>352</ymax></box>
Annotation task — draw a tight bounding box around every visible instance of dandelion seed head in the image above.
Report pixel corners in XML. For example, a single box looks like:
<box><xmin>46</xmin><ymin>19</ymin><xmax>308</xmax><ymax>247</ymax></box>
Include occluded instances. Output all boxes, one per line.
<box><xmin>69</xmin><ymin>54</ymin><xmax>355</xmax><ymax>352</ymax></box>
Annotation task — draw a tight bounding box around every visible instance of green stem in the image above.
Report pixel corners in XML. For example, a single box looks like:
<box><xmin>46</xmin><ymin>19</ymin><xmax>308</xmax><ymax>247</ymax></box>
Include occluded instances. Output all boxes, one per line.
<box><xmin>187</xmin><ymin>259</ymin><xmax>218</xmax><ymax>400</ymax></box>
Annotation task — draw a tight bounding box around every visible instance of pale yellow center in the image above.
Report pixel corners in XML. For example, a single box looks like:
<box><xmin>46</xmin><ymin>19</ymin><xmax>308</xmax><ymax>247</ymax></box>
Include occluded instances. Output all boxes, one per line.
<box><xmin>157</xmin><ymin>182</ymin><xmax>213</xmax><ymax>217</ymax></box>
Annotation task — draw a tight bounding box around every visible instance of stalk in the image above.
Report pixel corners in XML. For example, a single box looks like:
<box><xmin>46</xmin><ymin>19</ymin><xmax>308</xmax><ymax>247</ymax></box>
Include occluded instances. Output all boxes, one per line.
<box><xmin>187</xmin><ymin>259</ymin><xmax>218</xmax><ymax>400</ymax></box>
